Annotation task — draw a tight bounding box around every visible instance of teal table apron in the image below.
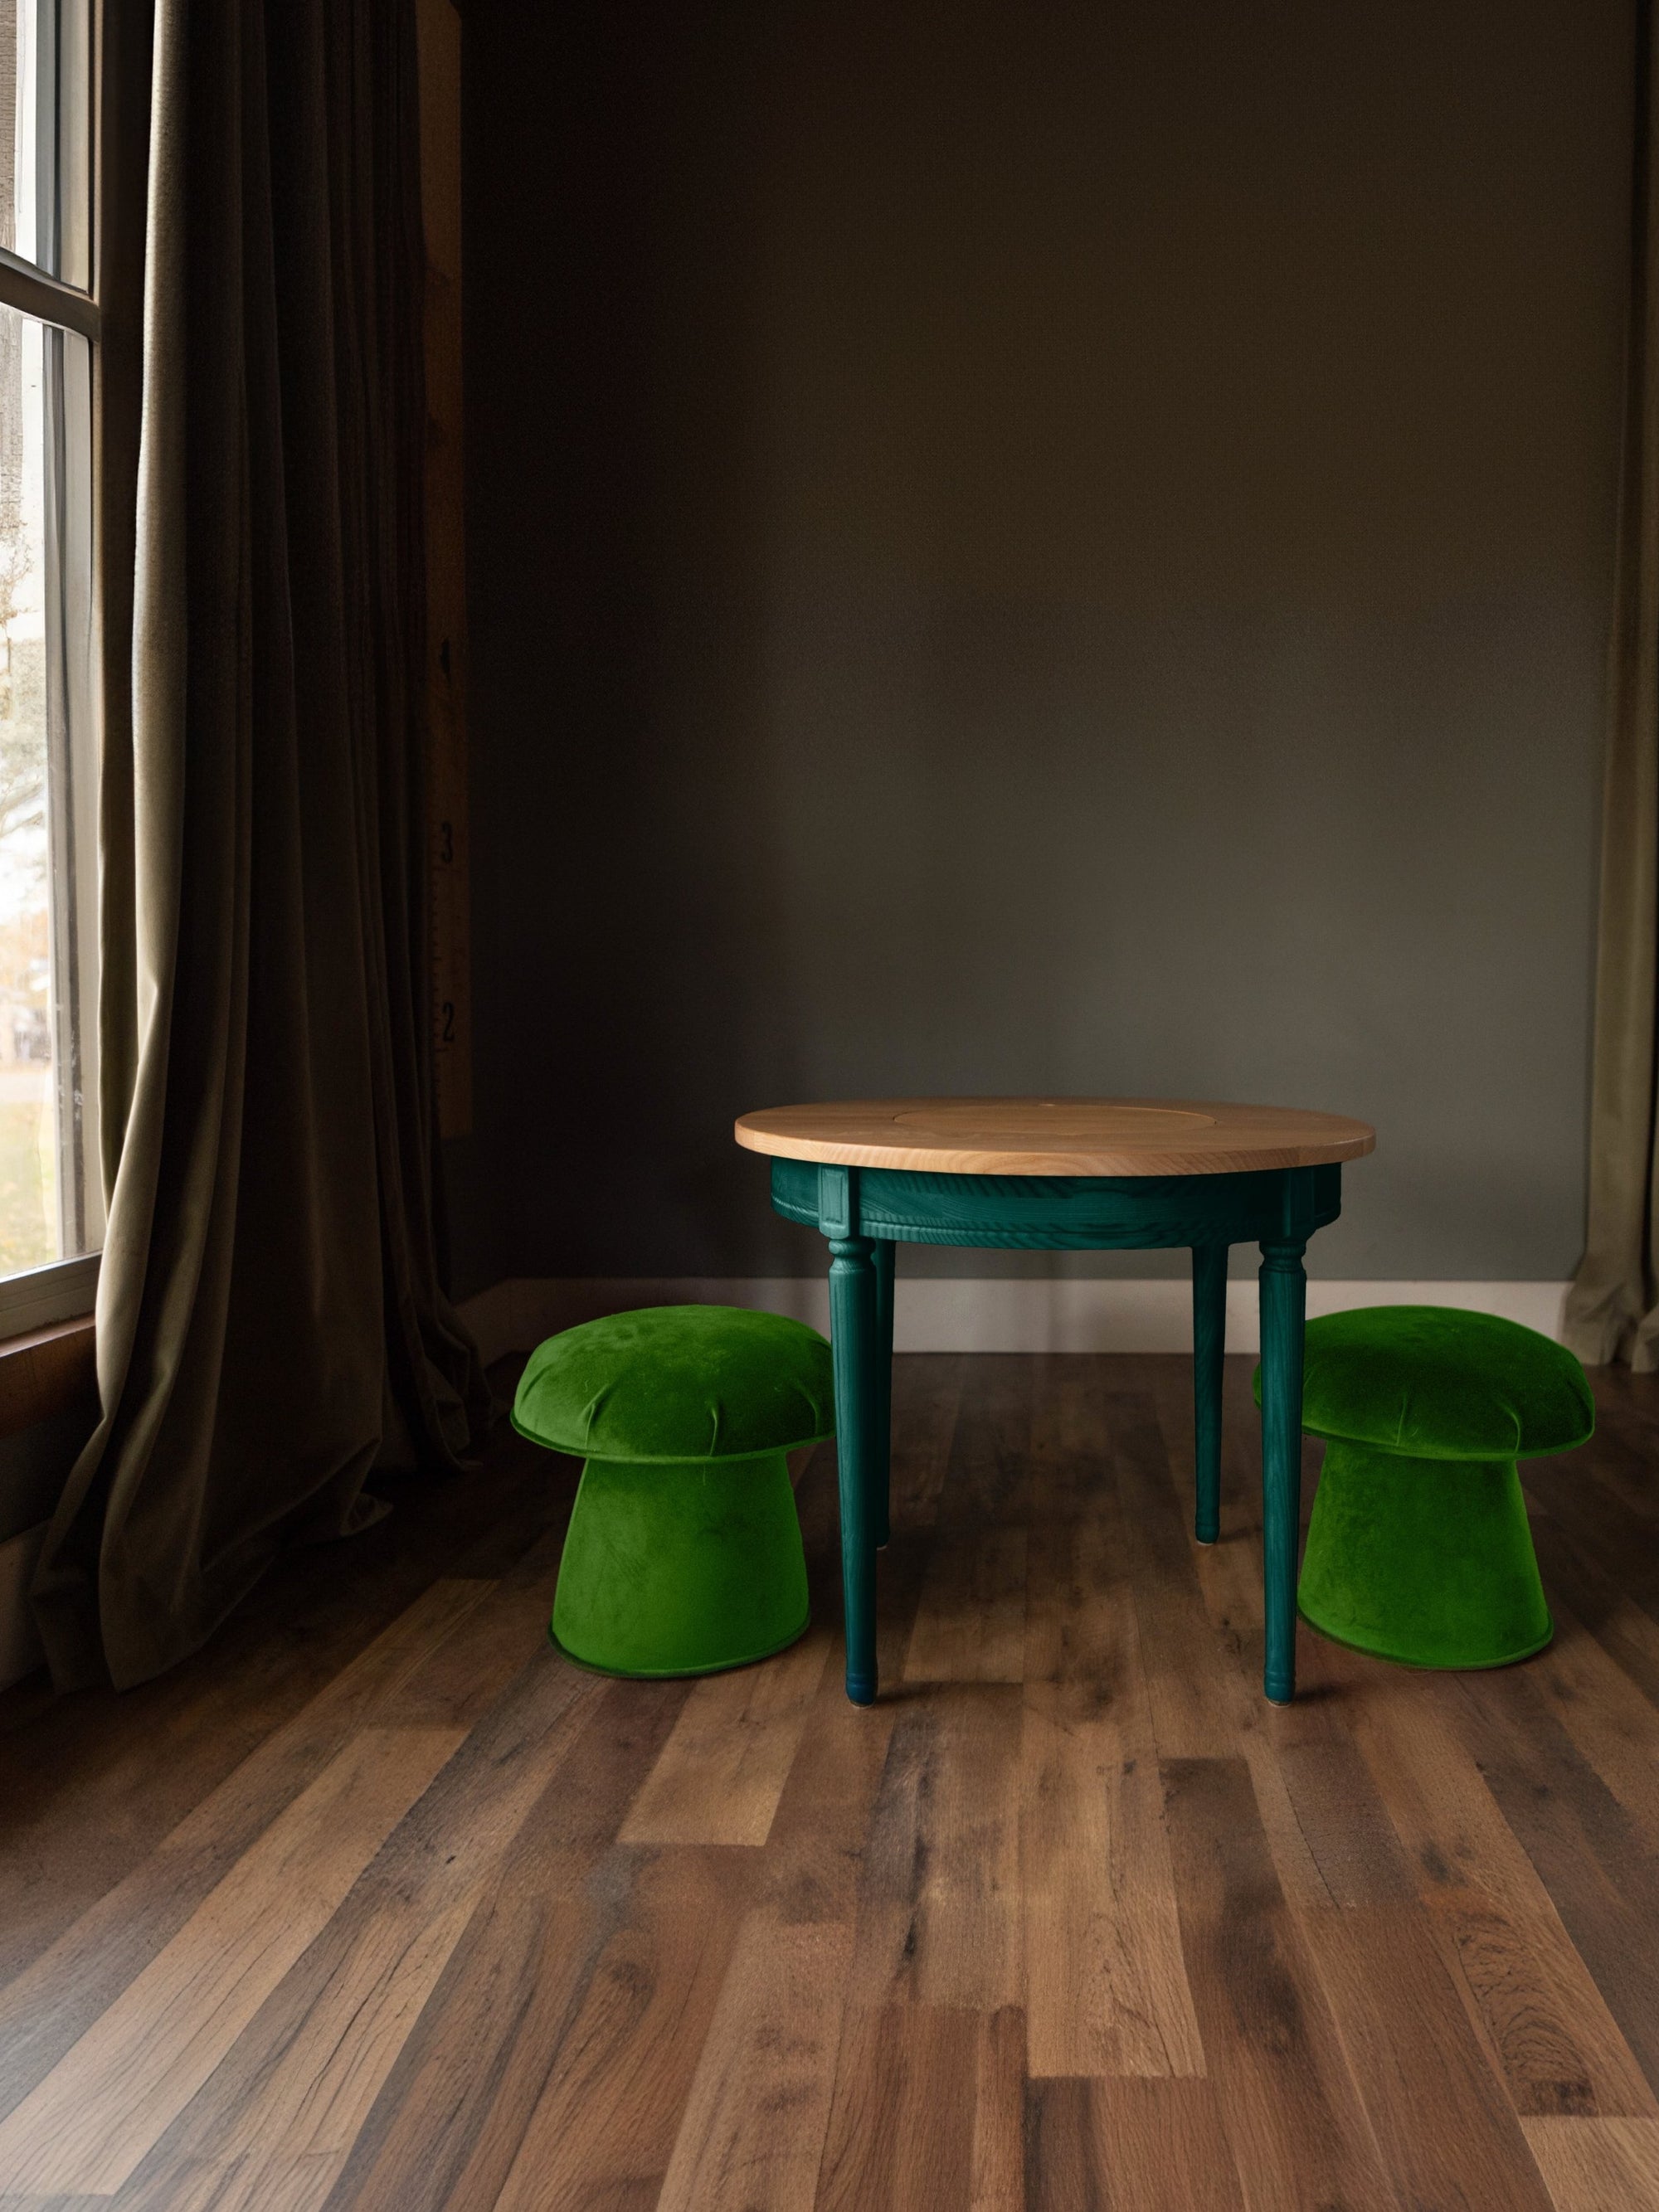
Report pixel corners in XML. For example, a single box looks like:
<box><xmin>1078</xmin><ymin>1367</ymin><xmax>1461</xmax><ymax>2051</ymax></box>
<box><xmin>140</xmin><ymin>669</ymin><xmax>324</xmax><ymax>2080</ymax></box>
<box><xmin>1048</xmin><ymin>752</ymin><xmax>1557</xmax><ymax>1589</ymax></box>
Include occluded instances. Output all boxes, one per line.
<box><xmin>761</xmin><ymin>1156</ymin><xmax>1344</xmax><ymax>1708</ymax></box>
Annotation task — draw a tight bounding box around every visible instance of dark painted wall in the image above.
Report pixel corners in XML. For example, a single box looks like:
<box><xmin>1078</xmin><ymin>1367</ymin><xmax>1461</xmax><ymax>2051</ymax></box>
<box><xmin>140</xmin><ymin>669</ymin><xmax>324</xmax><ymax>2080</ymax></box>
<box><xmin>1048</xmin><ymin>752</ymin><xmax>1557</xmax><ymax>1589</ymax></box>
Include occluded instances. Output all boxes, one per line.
<box><xmin>446</xmin><ymin>0</ymin><xmax>1632</xmax><ymax>1293</ymax></box>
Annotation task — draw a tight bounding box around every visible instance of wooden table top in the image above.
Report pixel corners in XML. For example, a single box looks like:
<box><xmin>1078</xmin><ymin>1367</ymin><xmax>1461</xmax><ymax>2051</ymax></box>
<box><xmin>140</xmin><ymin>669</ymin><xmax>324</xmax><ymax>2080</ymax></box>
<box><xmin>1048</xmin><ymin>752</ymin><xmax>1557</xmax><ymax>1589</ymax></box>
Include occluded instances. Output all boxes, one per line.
<box><xmin>734</xmin><ymin>1096</ymin><xmax>1376</xmax><ymax>1177</ymax></box>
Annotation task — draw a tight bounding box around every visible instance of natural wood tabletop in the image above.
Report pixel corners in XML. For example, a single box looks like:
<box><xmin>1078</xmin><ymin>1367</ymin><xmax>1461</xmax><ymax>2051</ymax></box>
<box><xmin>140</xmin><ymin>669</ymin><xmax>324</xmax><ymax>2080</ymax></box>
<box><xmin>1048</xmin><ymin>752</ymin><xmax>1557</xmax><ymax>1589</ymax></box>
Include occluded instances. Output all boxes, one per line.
<box><xmin>734</xmin><ymin>1096</ymin><xmax>1376</xmax><ymax>1177</ymax></box>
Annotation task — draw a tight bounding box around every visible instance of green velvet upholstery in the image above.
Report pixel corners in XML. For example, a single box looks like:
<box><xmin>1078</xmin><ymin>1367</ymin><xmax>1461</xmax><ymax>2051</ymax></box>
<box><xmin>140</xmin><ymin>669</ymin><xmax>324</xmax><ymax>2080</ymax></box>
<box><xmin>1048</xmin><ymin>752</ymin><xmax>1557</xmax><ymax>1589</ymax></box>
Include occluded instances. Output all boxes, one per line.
<box><xmin>1295</xmin><ymin>1441</ymin><xmax>1553</xmax><ymax>1668</ymax></box>
<box><xmin>1253</xmin><ymin>1306</ymin><xmax>1592</xmax><ymax>1671</ymax></box>
<box><xmin>550</xmin><ymin>1453</ymin><xmax>810</xmax><ymax>1676</ymax></box>
<box><xmin>513</xmin><ymin>1303</ymin><xmax>834</xmax><ymax>1461</ymax></box>
<box><xmin>513</xmin><ymin>1305</ymin><xmax>832</xmax><ymax>1679</ymax></box>
<box><xmin>1295</xmin><ymin>1305</ymin><xmax>1593</xmax><ymax>1461</ymax></box>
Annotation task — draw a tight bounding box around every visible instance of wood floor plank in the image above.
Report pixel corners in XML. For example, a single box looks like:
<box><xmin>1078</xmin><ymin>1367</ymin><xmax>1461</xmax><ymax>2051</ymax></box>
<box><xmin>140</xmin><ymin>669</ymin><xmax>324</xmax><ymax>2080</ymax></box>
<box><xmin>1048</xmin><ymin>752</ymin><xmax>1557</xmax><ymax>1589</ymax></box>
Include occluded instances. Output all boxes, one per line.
<box><xmin>1160</xmin><ymin>1755</ymin><xmax>1394</xmax><ymax>2212</ymax></box>
<box><xmin>1525</xmin><ymin>1597</ymin><xmax>1659</xmax><ymax>1839</ymax></box>
<box><xmin>1022</xmin><ymin>1680</ymin><xmax>1204</xmax><ymax>2080</ymax></box>
<box><xmin>487</xmin><ymin>1847</ymin><xmax>752</xmax><ymax>2212</ymax></box>
<box><xmin>1024</xmin><ymin>1351</ymin><xmax>1113</xmax><ymax>1530</ymax></box>
<box><xmin>889</xmin><ymin>1354</ymin><xmax>966</xmax><ymax>1528</ymax></box>
<box><xmin>936</xmin><ymin>1358</ymin><xmax>1035</xmax><ymax>1531</ymax></box>
<box><xmin>324</xmin><ymin>1885</ymin><xmax>611</xmax><ymax>2212</ymax></box>
<box><xmin>1107</xmin><ymin>1388</ymin><xmax>1249</xmax><ymax>1758</ymax></box>
<box><xmin>1226</xmin><ymin>1639</ymin><xmax>1569</xmax><ymax>2210</ymax></box>
<box><xmin>1139</xmin><ymin>1363</ymin><xmax>1356</xmax><ymax>1928</ymax></box>
<box><xmin>0</xmin><ymin>1578</ymin><xmax>492</xmax><ymax>2117</ymax></box>
<box><xmin>873</xmin><ymin>1529</ymin><xmax>941</xmax><ymax>1701</ymax></box>
<box><xmin>815</xmin><ymin>2005</ymin><xmax>992</xmax><ymax>2212</ymax></box>
<box><xmin>656</xmin><ymin>1911</ymin><xmax>851</xmax><ymax>2212</ymax></box>
<box><xmin>315</xmin><ymin>1675</ymin><xmax>690</xmax><ymax>2212</ymax></box>
<box><xmin>1335</xmin><ymin>1650</ymin><xmax>1657</xmax><ymax>2120</ymax></box>
<box><xmin>857</xmin><ymin>1353</ymin><xmax>973</xmax><ymax>1698</ymax></box>
<box><xmin>1450</xmin><ymin>1664</ymin><xmax>1659</xmax><ymax>2099</ymax></box>
<box><xmin>619</xmin><ymin>1626</ymin><xmax>833</xmax><ymax>1845</ymax></box>
<box><xmin>365</xmin><ymin>1539</ymin><xmax>565</xmax><ymax>1733</ymax></box>
<box><xmin>1157</xmin><ymin>1396</ymin><xmax>1424</xmax><ymax>1929</ymax></box>
<box><xmin>1523</xmin><ymin>1451</ymin><xmax>1659</xmax><ymax>1629</ymax></box>
<box><xmin>1022</xmin><ymin>1509</ymin><xmax>1203</xmax><ymax>2079</ymax></box>
<box><xmin>970</xmin><ymin>2005</ymin><xmax>1027</xmax><ymax>2212</ymax></box>
<box><xmin>119</xmin><ymin>1889</ymin><xmax>480</xmax><ymax>2212</ymax></box>
<box><xmin>903</xmin><ymin>1528</ymin><xmax>1029</xmax><ymax>1684</ymax></box>
<box><xmin>114</xmin><ymin>1637</ymin><xmax>609</xmax><ymax>2212</ymax></box>
<box><xmin>1304</xmin><ymin>1902</ymin><xmax>1558</xmax><ymax>2211</ymax></box>
<box><xmin>0</xmin><ymin>1412</ymin><xmax>570</xmax><ymax>1981</ymax></box>
<box><xmin>758</xmin><ymin>1659</ymin><xmax>901</xmax><ymax>1929</ymax></box>
<box><xmin>0</xmin><ymin>2195</ymin><xmax>112</xmax><ymax>2211</ymax></box>
<box><xmin>1544</xmin><ymin>1398</ymin><xmax>1659</xmax><ymax>1529</ymax></box>
<box><xmin>1529</xmin><ymin>1508</ymin><xmax>1659</xmax><ymax>1711</ymax></box>
<box><xmin>0</xmin><ymin>1725</ymin><xmax>463</xmax><ymax>2196</ymax></box>
<box><xmin>1026</xmin><ymin>2077</ymin><xmax>1246</xmax><ymax>2212</ymax></box>
<box><xmin>1522</xmin><ymin>2117</ymin><xmax>1659</xmax><ymax>2211</ymax></box>
<box><xmin>845</xmin><ymin>1685</ymin><xmax>1024</xmax><ymax>2015</ymax></box>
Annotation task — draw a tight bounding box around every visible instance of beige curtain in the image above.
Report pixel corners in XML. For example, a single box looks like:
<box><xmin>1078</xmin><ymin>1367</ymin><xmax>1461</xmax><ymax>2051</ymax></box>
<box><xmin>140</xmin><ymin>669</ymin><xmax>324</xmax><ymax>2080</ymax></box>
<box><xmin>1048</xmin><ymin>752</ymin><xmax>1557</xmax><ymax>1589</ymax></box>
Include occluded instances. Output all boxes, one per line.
<box><xmin>1565</xmin><ymin>1</ymin><xmax>1659</xmax><ymax>1369</ymax></box>
<box><xmin>32</xmin><ymin>0</ymin><xmax>488</xmax><ymax>1689</ymax></box>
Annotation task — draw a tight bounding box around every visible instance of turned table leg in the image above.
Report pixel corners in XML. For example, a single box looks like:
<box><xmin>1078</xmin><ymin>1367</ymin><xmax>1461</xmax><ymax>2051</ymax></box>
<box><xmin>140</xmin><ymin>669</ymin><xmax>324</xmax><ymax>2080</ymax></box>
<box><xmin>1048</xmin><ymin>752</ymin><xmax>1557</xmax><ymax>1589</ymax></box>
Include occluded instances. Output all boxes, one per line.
<box><xmin>1258</xmin><ymin>1237</ymin><xmax>1308</xmax><ymax>1704</ymax></box>
<box><xmin>1191</xmin><ymin>1241</ymin><xmax>1227</xmax><ymax>1545</ymax></box>
<box><xmin>871</xmin><ymin>1237</ymin><xmax>895</xmax><ymax>1549</ymax></box>
<box><xmin>829</xmin><ymin>1231</ymin><xmax>880</xmax><ymax>1704</ymax></box>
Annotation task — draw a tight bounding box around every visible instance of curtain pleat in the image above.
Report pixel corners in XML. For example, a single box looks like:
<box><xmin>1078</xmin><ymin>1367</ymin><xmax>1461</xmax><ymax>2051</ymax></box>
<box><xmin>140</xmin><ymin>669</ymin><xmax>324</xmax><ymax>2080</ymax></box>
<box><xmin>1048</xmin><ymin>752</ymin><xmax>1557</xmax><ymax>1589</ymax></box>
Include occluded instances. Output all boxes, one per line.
<box><xmin>32</xmin><ymin>0</ymin><xmax>487</xmax><ymax>1690</ymax></box>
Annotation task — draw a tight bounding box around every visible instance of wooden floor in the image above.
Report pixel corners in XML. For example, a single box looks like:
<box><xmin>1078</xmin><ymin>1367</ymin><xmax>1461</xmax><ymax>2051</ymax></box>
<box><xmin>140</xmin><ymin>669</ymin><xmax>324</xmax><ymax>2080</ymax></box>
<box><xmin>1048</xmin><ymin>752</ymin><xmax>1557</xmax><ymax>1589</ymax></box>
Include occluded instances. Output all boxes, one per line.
<box><xmin>4</xmin><ymin>1352</ymin><xmax>1659</xmax><ymax>2210</ymax></box>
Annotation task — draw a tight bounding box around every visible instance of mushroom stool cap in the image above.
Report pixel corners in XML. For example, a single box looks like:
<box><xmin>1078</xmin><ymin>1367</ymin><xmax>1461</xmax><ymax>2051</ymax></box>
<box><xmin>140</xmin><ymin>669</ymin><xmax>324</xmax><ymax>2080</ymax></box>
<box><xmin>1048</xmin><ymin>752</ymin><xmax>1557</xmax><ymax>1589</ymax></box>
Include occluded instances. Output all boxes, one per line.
<box><xmin>512</xmin><ymin>1303</ymin><xmax>834</xmax><ymax>1463</ymax></box>
<box><xmin>1255</xmin><ymin>1305</ymin><xmax>1592</xmax><ymax>1461</ymax></box>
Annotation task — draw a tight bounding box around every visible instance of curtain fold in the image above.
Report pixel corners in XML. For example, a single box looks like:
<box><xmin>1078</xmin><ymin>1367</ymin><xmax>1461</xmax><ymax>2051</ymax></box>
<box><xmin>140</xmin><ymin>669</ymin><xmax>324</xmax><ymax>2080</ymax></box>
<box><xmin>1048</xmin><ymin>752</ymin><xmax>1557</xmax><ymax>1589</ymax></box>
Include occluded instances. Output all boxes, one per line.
<box><xmin>1565</xmin><ymin>0</ymin><xmax>1659</xmax><ymax>1371</ymax></box>
<box><xmin>32</xmin><ymin>0</ymin><xmax>488</xmax><ymax>1691</ymax></box>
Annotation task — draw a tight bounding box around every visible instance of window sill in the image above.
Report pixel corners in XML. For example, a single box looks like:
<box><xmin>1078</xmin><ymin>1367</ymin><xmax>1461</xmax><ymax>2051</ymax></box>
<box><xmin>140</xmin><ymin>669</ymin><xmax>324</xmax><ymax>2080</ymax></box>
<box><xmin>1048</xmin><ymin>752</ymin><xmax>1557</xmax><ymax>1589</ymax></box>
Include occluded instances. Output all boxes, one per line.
<box><xmin>0</xmin><ymin>1306</ymin><xmax>95</xmax><ymax>1445</ymax></box>
<box><xmin>0</xmin><ymin>1253</ymin><xmax>99</xmax><ymax>1339</ymax></box>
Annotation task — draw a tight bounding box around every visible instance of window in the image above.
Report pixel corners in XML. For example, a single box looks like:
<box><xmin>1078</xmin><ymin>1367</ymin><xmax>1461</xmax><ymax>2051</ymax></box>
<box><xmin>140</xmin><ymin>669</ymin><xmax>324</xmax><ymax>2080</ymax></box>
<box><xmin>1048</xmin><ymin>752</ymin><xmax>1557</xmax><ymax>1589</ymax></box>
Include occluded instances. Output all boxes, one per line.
<box><xmin>0</xmin><ymin>0</ymin><xmax>99</xmax><ymax>1329</ymax></box>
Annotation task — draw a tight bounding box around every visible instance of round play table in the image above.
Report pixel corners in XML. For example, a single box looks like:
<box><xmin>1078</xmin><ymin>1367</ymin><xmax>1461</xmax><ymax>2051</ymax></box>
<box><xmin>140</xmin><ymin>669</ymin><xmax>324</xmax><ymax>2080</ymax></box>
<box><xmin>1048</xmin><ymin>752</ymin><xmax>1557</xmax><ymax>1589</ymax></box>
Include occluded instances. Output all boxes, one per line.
<box><xmin>734</xmin><ymin>1096</ymin><xmax>1375</xmax><ymax>1707</ymax></box>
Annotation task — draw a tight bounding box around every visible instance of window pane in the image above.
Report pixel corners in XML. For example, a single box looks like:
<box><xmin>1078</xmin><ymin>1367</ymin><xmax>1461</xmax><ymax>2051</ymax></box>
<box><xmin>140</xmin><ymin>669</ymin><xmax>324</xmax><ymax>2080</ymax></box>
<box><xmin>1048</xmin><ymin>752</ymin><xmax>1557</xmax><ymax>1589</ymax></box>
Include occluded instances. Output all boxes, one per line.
<box><xmin>0</xmin><ymin>298</ymin><xmax>93</xmax><ymax>1279</ymax></box>
<box><xmin>0</xmin><ymin>0</ymin><xmax>90</xmax><ymax>289</ymax></box>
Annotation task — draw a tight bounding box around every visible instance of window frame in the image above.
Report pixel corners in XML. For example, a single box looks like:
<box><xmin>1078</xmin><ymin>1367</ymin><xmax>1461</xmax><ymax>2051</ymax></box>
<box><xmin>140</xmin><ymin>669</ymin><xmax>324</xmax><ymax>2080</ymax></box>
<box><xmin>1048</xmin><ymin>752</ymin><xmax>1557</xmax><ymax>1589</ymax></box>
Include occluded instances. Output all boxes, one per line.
<box><xmin>0</xmin><ymin>0</ymin><xmax>104</xmax><ymax>1337</ymax></box>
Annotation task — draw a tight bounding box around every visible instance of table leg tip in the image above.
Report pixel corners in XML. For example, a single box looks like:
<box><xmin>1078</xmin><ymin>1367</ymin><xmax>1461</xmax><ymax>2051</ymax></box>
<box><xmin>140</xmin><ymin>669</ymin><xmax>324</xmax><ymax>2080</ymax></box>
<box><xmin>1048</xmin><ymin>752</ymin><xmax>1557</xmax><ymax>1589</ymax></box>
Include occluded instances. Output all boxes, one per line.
<box><xmin>846</xmin><ymin>1677</ymin><xmax>877</xmax><ymax>1705</ymax></box>
<box><xmin>1265</xmin><ymin>1689</ymin><xmax>1294</xmax><ymax>1706</ymax></box>
<box><xmin>1194</xmin><ymin>1534</ymin><xmax>1217</xmax><ymax>1547</ymax></box>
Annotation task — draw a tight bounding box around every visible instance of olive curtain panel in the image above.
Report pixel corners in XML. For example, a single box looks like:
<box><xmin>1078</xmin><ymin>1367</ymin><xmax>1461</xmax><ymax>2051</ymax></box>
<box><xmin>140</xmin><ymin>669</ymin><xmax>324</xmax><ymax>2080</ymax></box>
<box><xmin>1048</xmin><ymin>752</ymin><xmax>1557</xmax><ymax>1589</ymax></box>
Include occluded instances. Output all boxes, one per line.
<box><xmin>1565</xmin><ymin>0</ymin><xmax>1659</xmax><ymax>1371</ymax></box>
<box><xmin>32</xmin><ymin>0</ymin><xmax>487</xmax><ymax>1689</ymax></box>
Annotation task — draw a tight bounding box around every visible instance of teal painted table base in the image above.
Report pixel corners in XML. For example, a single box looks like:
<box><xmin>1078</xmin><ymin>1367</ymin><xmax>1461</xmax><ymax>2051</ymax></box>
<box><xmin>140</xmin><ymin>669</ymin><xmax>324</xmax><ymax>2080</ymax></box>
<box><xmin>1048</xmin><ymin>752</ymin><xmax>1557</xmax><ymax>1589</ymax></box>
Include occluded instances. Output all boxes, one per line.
<box><xmin>769</xmin><ymin>1157</ymin><xmax>1343</xmax><ymax>1707</ymax></box>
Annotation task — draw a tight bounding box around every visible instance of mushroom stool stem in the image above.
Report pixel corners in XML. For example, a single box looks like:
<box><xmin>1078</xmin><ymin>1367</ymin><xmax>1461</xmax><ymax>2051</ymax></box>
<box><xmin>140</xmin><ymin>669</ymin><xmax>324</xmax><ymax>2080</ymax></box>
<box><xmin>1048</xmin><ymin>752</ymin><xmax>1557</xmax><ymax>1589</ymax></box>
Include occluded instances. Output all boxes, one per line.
<box><xmin>552</xmin><ymin>1452</ymin><xmax>810</xmax><ymax>1678</ymax></box>
<box><xmin>1297</xmin><ymin>1441</ymin><xmax>1551</xmax><ymax>1670</ymax></box>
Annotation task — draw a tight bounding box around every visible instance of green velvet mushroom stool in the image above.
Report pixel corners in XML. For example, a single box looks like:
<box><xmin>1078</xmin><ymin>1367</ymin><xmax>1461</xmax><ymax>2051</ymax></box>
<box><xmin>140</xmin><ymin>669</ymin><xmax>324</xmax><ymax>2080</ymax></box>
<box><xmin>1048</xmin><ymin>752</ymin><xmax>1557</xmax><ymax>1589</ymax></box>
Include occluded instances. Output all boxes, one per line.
<box><xmin>1254</xmin><ymin>1306</ymin><xmax>1593</xmax><ymax>1671</ymax></box>
<box><xmin>511</xmin><ymin>1305</ymin><xmax>834</xmax><ymax>1678</ymax></box>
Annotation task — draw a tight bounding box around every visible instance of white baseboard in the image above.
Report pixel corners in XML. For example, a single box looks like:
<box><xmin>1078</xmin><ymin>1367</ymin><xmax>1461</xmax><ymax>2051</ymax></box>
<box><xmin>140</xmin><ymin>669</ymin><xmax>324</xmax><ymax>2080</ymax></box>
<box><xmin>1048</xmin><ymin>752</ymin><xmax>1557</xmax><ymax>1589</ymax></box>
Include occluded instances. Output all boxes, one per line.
<box><xmin>460</xmin><ymin>1276</ymin><xmax>1571</xmax><ymax>1366</ymax></box>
